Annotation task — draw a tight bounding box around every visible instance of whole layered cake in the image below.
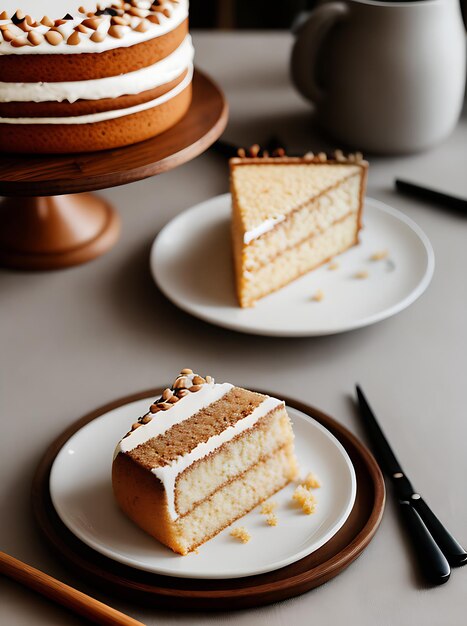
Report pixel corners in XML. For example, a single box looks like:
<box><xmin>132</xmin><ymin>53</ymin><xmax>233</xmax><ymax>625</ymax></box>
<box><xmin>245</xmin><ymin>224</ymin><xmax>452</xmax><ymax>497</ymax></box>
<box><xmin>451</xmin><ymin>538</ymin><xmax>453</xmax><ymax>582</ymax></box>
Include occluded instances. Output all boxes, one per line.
<box><xmin>0</xmin><ymin>0</ymin><xmax>193</xmax><ymax>153</ymax></box>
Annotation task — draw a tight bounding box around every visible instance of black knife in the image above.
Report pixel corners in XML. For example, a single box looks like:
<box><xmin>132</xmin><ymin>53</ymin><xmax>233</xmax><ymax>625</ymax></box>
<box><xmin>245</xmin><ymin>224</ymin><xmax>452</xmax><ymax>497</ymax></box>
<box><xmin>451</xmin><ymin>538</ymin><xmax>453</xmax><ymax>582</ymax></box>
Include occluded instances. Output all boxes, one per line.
<box><xmin>395</xmin><ymin>179</ymin><xmax>467</xmax><ymax>214</ymax></box>
<box><xmin>356</xmin><ymin>385</ymin><xmax>467</xmax><ymax>582</ymax></box>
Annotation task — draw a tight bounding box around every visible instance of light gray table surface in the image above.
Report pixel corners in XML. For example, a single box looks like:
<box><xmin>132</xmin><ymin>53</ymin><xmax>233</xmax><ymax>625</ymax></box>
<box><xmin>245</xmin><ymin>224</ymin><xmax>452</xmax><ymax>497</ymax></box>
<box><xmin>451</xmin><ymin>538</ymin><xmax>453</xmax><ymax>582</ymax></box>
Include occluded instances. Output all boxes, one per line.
<box><xmin>1</xmin><ymin>31</ymin><xmax>466</xmax><ymax>626</ymax></box>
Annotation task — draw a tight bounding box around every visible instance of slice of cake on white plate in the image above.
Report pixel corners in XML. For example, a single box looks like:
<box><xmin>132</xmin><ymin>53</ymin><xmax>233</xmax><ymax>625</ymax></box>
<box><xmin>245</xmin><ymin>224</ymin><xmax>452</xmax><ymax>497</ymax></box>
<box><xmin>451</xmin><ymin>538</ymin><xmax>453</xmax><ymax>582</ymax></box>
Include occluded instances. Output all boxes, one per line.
<box><xmin>112</xmin><ymin>369</ymin><xmax>298</xmax><ymax>555</ymax></box>
<box><xmin>230</xmin><ymin>150</ymin><xmax>368</xmax><ymax>307</ymax></box>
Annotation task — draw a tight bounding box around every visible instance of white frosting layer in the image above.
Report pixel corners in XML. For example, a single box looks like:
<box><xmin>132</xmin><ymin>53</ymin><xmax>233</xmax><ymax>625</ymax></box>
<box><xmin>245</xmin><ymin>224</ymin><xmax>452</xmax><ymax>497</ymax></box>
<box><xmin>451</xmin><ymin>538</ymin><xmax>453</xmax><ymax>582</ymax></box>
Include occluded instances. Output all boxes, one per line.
<box><xmin>0</xmin><ymin>36</ymin><xmax>193</xmax><ymax>103</ymax></box>
<box><xmin>0</xmin><ymin>0</ymin><xmax>188</xmax><ymax>55</ymax></box>
<box><xmin>0</xmin><ymin>64</ymin><xmax>192</xmax><ymax>123</ymax></box>
<box><xmin>243</xmin><ymin>215</ymin><xmax>285</xmax><ymax>245</ymax></box>
<box><xmin>153</xmin><ymin>396</ymin><xmax>283</xmax><ymax>520</ymax></box>
<box><xmin>115</xmin><ymin>381</ymin><xmax>234</xmax><ymax>457</ymax></box>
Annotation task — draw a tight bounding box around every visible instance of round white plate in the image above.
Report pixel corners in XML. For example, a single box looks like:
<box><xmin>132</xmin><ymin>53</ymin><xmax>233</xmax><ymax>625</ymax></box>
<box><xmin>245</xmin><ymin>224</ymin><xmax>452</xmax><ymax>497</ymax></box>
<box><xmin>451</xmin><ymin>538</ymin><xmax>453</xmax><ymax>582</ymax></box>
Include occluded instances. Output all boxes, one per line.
<box><xmin>50</xmin><ymin>399</ymin><xmax>356</xmax><ymax>580</ymax></box>
<box><xmin>150</xmin><ymin>194</ymin><xmax>434</xmax><ymax>336</ymax></box>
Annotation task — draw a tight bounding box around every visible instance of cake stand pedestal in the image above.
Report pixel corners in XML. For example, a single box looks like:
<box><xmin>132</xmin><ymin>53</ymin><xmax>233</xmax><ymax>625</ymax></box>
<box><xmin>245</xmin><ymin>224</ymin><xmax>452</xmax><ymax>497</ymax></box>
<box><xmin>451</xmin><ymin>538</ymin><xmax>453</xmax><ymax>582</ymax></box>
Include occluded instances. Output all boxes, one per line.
<box><xmin>0</xmin><ymin>70</ymin><xmax>228</xmax><ymax>271</ymax></box>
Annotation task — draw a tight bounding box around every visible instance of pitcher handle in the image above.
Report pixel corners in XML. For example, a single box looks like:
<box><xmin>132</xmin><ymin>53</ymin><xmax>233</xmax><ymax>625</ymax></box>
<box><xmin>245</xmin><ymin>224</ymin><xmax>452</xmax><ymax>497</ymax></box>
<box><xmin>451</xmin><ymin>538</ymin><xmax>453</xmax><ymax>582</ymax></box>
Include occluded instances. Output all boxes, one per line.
<box><xmin>291</xmin><ymin>2</ymin><xmax>349</xmax><ymax>104</ymax></box>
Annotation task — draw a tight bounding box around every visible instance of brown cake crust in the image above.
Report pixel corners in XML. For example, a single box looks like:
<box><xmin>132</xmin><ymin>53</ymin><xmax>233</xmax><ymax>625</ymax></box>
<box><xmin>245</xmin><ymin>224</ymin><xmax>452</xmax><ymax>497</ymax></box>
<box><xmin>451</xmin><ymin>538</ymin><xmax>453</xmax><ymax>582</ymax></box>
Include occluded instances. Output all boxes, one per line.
<box><xmin>127</xmin><ymin>388</ymin><xmax>265</xmax><ymax>470</ymax></box>
<box><xmin>0</xmin><ymin>81</ymin><xmax>192</xmax><ymax>153</ymax></box>
<box><xmin>0</xmin><ymin>19</ymin><xmax>188</xmax><ymax>83</ymax></box>
<box><xmin>0</xmin><ymin>69</ymin><xmax>187</xmax><ymax>118</ymax></box>
<box><xmin>112</xmin><ymin>451</ymin><xmax>183</xmax><ymax>554</ymax></box>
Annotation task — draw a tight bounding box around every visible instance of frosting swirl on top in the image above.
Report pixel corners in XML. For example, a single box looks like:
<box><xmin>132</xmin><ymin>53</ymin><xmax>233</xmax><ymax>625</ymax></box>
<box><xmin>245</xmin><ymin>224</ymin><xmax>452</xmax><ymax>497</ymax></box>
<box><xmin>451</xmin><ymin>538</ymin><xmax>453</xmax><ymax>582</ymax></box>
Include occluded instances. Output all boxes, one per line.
<box><xmin>0</xmin><ymin>0</ymin><xmax>188</xmax><ymax>55</ymax></box>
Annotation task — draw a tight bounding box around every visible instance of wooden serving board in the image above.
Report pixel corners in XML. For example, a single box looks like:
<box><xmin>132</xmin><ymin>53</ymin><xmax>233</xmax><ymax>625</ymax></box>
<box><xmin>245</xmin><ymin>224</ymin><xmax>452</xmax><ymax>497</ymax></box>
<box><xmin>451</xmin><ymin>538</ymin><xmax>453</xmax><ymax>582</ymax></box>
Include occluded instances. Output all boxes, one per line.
<box><xmin>32</xmin><ymin>389</ymin><xmax>385</xmax><ymax>611</ymax></box>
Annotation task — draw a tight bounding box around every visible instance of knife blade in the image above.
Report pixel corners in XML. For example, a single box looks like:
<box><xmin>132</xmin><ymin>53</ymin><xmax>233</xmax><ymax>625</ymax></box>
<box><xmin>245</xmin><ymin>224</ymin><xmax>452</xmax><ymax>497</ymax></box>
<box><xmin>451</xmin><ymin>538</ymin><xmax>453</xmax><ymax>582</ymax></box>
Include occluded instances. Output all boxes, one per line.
<box><xmin>356</xmin><ymin>385</ymin><xmax>467</xmax><ymax>572</ymax></box>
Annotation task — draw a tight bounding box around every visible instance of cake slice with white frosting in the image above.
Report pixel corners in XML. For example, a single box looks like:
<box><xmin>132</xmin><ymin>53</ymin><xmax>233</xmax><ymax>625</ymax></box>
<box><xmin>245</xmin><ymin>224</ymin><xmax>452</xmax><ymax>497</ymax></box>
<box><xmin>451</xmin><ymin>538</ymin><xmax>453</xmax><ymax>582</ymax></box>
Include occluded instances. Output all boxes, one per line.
<box><xmin>112</xmin><ymin>369</ymin><xmax>298</xmax><ymax>555</ymax></box>
<box><xmin>230</xmin><ymin>151</ymin><xmax>368</xmax><ymax>307</ymax></box>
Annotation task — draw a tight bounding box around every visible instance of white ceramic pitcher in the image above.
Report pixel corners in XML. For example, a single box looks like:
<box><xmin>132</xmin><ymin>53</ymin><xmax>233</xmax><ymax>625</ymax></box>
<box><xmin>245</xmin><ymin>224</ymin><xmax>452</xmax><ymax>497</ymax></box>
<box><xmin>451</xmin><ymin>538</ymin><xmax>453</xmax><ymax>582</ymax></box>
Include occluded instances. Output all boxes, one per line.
<box><xmin>291</xmin><ymin>0</ymin><xmax>466</xmax><ymax>154</ymax></box>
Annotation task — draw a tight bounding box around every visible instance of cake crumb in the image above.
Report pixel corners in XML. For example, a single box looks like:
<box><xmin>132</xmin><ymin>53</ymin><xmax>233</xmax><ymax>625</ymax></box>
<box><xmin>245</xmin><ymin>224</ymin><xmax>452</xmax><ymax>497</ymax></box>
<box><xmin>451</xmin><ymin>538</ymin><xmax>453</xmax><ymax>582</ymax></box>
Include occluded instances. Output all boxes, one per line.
<box><xmin>293</xmin><ymin>485</ymin><xmax>317</xmax><ymax>515</ymax></box>
<box><xmin>312</xmin><ymin>289</ymin><xmax>325</xmax><ymax>302</ymax></box>
<box><xmin>370</xmin><ymin>249</ymin><xmax>389</xmax><ymax>261</ymax></box>
<box><xmin>230</xmin><ymin>527</ymin><xmax>251</xmax><ymax>544</ymax></box>
<box><xmin>261</xmin><ymin>501</ymin><xmax>277</xmax><ymax>515</ymax></box>
<box><xmin>354</xmin><ymin>270</ymin><xmax>369</xmax><ymax>279</ymax></box>
<box><xmin>303</xmin><ymin>472</ymin><xmax>321</xmax><ymax>489</ymax></box>
<box><xmin>266</xmin><ymin>514</ymin><xmax>278</xmax><ymax>527</ymax></box>
<box><xmin>328</xmin><ymin>261</ymin><xmax>340</xmax><ymax>270</ymax></box>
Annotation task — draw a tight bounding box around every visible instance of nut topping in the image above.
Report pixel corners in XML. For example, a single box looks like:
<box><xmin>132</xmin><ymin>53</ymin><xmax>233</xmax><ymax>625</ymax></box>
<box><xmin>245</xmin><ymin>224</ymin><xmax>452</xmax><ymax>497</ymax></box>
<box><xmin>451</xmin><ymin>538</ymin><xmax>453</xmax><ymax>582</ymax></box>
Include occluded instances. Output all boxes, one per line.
<box><xmin>108</xmin><ymin>25</ymin><xmax>124</xmax><ymax>38</ymax></box>
<box><xmin>40</xmin><ymin>15</ymin><xmax>54</xmax><ymax>27</ymax></box>
<box><xmin>27</xmin><ymin>31</ymin><xmax>43</xmax><ymax>45</ymax></box>
<box><xmin>82</xmin><ymin>17</ymin><xmax>102</xmax><ymax>29</ymax></box>
<box><xmin>156</xmin><ymin>402</ymin><xmax>172</xmax><ymax>410</ymax></box>
<box><xmin>45</xmin><ymin>30</ymin><xmax>63</xmax><ymax>45</ymax></box>
<box><xmin>90</xmin><ymin>30</ymin><xmax>105</xmax><ymax>42</ymax></box>
<box><xmin>67</xmin><ymin>31</ymin><xmax>81</xmax><ymax>45</ymax></box>
<box><xmin>173</xmin><ymin>376</ymin><xmax>190</xmax><ymax>389</ymax></box>
<box><xmin>161</xmin><ymin>388</ymin><xmax>173</xmax><ymax>401</ymax></box>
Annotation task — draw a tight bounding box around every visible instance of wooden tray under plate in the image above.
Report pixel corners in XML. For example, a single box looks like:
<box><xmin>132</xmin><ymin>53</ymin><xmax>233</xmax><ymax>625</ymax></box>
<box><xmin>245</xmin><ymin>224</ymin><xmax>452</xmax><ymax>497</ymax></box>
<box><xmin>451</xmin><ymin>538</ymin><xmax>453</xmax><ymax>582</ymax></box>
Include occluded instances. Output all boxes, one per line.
<box><xmin>32</xmin><ymin>389</ymin><xmax>385</xmax><ymax>611</ymax></box>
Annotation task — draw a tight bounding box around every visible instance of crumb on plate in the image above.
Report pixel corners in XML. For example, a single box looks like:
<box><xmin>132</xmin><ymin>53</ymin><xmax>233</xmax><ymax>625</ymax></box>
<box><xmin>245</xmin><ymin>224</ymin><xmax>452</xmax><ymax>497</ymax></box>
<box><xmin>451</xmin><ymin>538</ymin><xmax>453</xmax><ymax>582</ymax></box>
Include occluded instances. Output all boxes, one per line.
<box><xmin>303</xmin><ymin>472</ymin><xmax>321</xmax><ymax>489</ymax></box>
<box><xmin>261</xmin><ymin>501</ymin><xmax>277</xmax><ymax>515</ymax></box>
<box><xmin>354</xmin><ymin>270</ymin><xmax>369</xmax><ymax>279</ymax></box>
<box><xmin>312</xmin><ymin>289</ymin><xmax>325</xmax><ymax>302</ymax></box>
<box><xmin>370</xmin><ymin>249</ymin><xmax>389</xmax><ymax>261</ymax></box>
<box><xmin>266</xmin><ymin>514</ymin><xmax>278</xmax><ymax>526</ymax></box>
<box><xmin>328</xmin><ymin>261</ymin><xmax>340</xmax><ymax>270</ymax></box>
<box><xmin>293</xmin><ymin>485</ymin><xmax>317</xmax><ymax>515</ymax></box>
<box><xmin>230</xmin><ymin>526</ymin><xmax>251</xmax><ymax>543</ymax></box>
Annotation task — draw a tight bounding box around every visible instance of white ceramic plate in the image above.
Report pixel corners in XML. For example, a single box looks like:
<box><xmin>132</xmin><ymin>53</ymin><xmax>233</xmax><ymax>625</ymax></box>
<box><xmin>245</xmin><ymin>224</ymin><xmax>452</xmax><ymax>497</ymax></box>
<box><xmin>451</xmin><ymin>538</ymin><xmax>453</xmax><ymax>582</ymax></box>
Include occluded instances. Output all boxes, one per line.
<box><xmin>150</xmin><ymin>194</ymin><xmax>434</xmax><ymax>336</ymax></box>
<box><xmin>50</xmin><ymin>399</ymin><xmax>356</xmax><ymax>580</ymax></box>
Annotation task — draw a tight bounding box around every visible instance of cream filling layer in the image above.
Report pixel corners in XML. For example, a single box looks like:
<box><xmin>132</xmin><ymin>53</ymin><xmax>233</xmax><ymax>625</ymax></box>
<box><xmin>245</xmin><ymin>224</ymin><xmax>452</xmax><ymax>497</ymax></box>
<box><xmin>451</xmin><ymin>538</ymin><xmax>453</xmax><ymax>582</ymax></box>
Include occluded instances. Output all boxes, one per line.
<box><xmin>0</xmin><ymin>36</ymin><xmax>193</xmax><ymax>103</ymax></box>
<box><xmin>0</xmin><ymin>64</ymin><xmax>193</xmax><ymax>124</ymax></box>
<box><xmin>152</xmin><ymin>396</ymin><xmax>283</xmax><ymax>520</ymax></box>
<box><xmin>0</xmin><ymin>0</ymin><xmax>188</xmax><ymax>55</ymax></box>
<box><xmin>115</xmin><ymin>381</ymin><xmax>234</xmax><ymax>457</ymax></box>
<box><xmin>243</xmin><ymin>215</ymin><xmax>285</xmax><ymax>245</ymax></box>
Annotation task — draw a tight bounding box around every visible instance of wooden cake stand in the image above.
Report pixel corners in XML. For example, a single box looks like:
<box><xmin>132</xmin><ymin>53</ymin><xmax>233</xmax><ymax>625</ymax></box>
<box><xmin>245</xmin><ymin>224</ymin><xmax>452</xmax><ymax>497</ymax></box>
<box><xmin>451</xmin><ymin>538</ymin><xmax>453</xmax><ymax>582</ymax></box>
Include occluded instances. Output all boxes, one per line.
<box><xmin>0</xmin><ymin>70</ymin><xmax>228</xmax><ymax>271</ymax></box>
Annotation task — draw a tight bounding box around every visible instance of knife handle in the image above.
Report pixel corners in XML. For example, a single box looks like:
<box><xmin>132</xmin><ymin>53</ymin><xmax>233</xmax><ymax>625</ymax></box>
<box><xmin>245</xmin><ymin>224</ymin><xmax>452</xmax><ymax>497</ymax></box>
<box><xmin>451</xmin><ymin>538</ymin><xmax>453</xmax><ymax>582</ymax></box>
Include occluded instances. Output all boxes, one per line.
<box><xmin>398</xmin><ymin>501</ymin><xmax>450</xmax><ymax>585</ymax></box>
<box><xmin>411</xmin><ymin>497</ymin><xmax>467</xmax><ymax>567</ymax></box>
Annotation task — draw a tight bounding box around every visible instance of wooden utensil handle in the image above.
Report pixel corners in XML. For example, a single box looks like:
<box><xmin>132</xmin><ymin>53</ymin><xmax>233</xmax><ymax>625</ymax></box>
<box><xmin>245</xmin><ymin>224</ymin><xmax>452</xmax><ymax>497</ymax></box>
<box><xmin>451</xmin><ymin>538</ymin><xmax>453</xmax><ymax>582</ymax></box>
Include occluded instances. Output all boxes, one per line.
<box><xmin>0</xmin><ymin>551</ymin><xmax>145</xmax><ymax>626</ymax></box>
